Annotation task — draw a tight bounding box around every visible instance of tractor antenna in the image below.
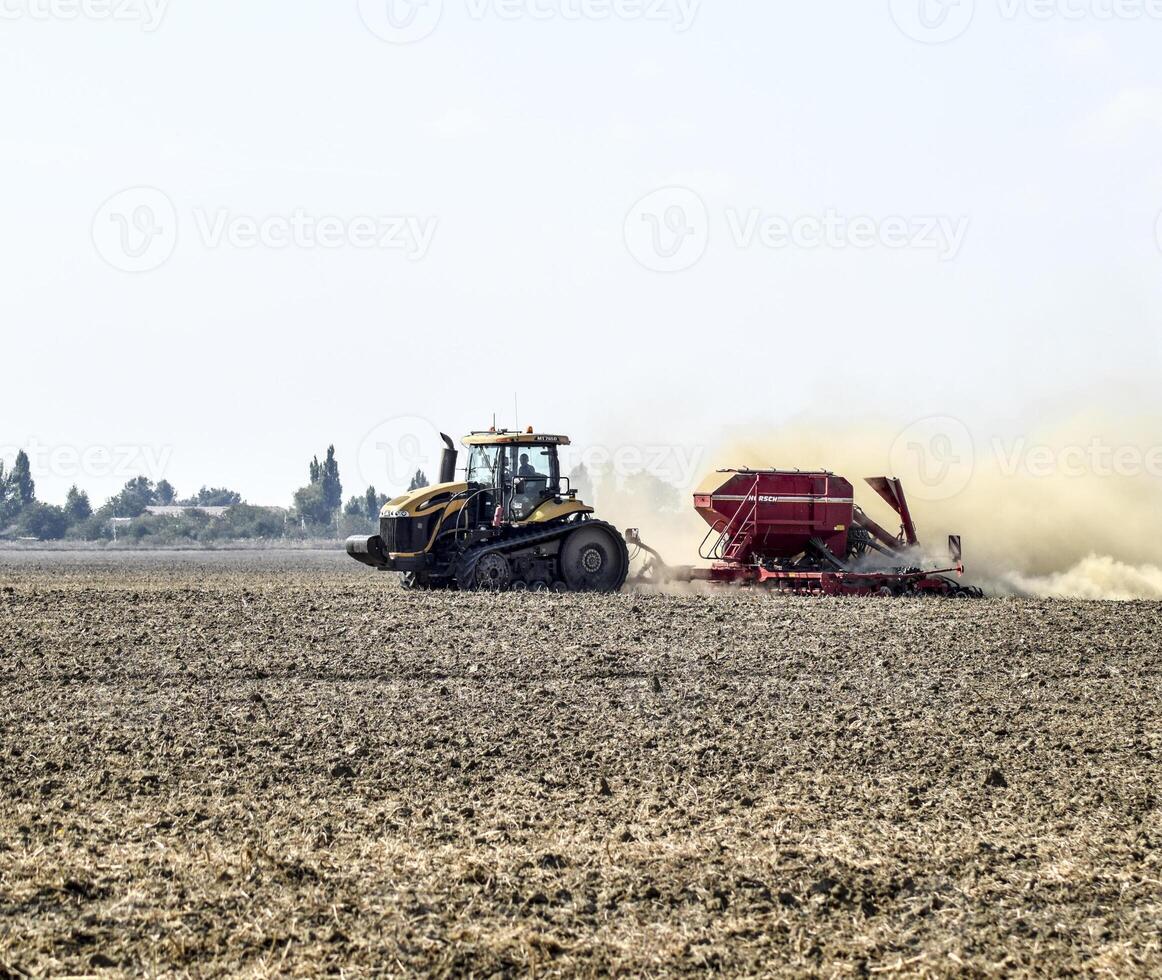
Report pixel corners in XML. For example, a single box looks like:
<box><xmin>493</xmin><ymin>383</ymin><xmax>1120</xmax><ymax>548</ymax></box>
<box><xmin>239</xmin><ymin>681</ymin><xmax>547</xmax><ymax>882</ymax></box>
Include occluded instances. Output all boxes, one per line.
<box><xmin>514</xmin><ymin>393</ymin><xmax>519</xmax><ymax>432</ymax></box>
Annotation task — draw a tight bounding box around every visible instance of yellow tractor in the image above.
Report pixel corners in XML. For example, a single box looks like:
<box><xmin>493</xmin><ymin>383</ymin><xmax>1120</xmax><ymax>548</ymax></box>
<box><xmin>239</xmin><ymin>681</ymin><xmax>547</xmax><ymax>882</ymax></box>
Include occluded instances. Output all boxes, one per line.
<box><xmin>346</xmin><ymin>428</ymin><xmax>630</xmax><ymax>592</ymax></box>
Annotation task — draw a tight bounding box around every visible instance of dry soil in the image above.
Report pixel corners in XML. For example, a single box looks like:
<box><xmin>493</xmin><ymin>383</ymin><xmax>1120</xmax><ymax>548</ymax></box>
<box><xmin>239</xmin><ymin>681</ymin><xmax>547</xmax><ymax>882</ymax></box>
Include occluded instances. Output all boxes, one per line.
<box><xmin>0</xmin><ymin>551</ymin><xmax>1159</xmax><ymax>977</ymax></box>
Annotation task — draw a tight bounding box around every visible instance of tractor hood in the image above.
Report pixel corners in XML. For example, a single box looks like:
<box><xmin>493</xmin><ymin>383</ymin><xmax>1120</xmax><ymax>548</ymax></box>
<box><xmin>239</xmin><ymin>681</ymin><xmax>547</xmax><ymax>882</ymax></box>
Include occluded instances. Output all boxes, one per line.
<box><xmin>379</xmin><ymin>482</ymin><xmax>469</xmax><ymax>519</ymax></box>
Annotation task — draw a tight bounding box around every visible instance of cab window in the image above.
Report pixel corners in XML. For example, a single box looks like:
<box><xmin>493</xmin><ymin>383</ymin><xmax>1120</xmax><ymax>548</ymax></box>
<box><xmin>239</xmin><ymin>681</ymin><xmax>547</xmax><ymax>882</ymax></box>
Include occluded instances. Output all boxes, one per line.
<box><xmin>512</xmin><ymin>446</ymin><xmax>554</xmax><ymax>482</ymax></box>
<box><xmin>466</xmin><ymin>446</ymin><xmax>501</xmax><ymax>486</ymax></box>
<box><xmin>507</xmin><ymin>445</ymin><xmax>558</xmax><ymax>519</ymax></box>
<box><xmin>509</xmin><ymin>445</ymin><xmax>558</xmax><ymax>493</ymax></box>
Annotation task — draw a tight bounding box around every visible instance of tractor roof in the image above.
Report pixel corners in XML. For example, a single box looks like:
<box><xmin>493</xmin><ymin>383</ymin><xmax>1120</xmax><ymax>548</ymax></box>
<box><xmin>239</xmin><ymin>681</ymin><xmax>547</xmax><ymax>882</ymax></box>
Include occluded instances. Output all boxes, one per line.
<box><xmin>462</xmin><ymin>430</ymin><xmax>571</xmax><ymax>448</ymax></box>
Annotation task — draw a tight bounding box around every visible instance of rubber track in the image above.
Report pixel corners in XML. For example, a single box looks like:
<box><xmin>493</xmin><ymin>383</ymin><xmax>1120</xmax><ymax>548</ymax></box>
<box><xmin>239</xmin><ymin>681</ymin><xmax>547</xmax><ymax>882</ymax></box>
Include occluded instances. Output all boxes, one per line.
<box><xmin>456</xmin><ymin>520</ymin><xmax>626</xmax><ymax>592</ymax></box>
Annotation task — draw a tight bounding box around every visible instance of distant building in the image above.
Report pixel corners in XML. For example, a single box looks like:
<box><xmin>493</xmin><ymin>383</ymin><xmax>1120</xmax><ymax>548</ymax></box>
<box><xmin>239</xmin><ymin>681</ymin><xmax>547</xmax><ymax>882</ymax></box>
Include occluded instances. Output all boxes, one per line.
<box><xmin>145</xmin><ymin>506</ymin><xmax>230</xmax><ymax>519</ymax></box>
<box><xmin>143</xmin><ymin>505</ymin><xmax>290</xmax><ymax>520</ymax></box>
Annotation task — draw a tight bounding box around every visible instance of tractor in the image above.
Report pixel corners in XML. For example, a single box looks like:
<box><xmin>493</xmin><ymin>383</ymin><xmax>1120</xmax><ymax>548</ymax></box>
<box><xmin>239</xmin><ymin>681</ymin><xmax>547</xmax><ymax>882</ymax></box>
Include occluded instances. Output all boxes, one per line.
<box><xmin>346</xmin><ymin>428</ymin><xmax>629</xmax><ymax>592</ymax></box>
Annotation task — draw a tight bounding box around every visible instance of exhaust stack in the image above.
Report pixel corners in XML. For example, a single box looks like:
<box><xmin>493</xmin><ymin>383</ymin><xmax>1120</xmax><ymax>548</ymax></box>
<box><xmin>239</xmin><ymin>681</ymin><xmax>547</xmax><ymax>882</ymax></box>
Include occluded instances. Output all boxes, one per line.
<box><xmin>438</xmin><ymin>433</ymin><xmax>458</xmax><ymax>484</ymax></box>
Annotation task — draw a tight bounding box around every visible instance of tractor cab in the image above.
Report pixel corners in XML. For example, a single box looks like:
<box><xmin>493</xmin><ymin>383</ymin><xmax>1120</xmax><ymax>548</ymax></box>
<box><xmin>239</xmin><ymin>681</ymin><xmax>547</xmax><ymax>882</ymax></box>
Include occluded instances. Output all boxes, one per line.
<box><xmin>463</xmin><ymin>430</ymin><xmax>572</xmax><ymax>522</ymax></box>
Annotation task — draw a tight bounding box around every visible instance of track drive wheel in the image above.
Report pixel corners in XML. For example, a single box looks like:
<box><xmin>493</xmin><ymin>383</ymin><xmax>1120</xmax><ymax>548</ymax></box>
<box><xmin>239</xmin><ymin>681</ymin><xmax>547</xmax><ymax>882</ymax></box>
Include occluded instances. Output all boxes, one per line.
<box><xmin>559</xmin><ymin>525</ymin><xmax>630</xmax><ymax>593</ymax></box>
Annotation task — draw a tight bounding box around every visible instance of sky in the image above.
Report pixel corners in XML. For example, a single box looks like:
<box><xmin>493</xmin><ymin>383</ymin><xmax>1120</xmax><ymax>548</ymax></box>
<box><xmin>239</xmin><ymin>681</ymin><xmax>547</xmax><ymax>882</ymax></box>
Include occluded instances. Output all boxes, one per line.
<box><xmin>2</xmin><ymin>0</ymin><xmax>1161</xmax><ymax>508</ymax></box>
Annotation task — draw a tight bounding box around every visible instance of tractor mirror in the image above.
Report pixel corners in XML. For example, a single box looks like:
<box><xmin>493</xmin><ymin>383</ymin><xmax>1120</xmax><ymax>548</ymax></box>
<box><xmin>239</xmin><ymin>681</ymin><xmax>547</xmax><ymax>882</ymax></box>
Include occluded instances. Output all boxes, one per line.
<box><xmin>948</xmin><ymin>535</ymin><xmax>962</xmax><ymax>562</ymax></box>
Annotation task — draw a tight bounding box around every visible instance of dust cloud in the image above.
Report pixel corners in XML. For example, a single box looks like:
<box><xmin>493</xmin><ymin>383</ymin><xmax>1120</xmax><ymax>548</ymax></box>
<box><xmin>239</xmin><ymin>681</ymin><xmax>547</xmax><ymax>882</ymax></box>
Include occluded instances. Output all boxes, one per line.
<box><xmin>598</xmin><ymin>412</ymin><xmax>1162</xmax><ymax>601</ymax></box>
<box><xmin>1007</xmin><ymin>556</ymin><xmax>1162</xmax><ymax>601</ymax></box>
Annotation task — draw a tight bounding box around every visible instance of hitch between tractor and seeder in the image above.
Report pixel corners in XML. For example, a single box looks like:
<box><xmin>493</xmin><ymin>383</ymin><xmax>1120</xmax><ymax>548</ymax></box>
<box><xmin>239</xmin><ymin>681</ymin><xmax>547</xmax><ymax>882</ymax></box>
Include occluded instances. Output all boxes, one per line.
<box><xmin>625</xmin><ymin>469</ymin><xmax>983</xmax><ymax>598</ymax></box>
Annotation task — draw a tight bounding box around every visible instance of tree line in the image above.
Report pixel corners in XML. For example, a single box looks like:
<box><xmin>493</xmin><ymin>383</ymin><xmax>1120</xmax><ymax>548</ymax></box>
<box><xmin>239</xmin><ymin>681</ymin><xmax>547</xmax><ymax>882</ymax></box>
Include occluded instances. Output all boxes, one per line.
<box><xmin>0</xmin><ymin>445</ymin><xmax>430</xmax><ymax>544</ymax></box>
